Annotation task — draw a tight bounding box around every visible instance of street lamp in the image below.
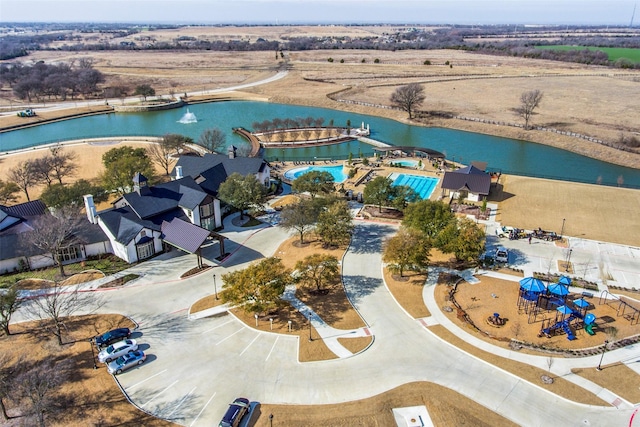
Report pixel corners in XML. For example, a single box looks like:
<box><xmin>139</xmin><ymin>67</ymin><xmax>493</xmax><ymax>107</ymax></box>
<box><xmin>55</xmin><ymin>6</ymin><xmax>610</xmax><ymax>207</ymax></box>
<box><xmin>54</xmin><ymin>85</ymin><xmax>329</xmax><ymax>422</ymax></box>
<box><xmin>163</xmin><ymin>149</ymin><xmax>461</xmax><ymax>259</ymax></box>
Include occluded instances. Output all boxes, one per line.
<box><xmin>88</xmin><ymin>338</ymin><xmax>97</xmax><ymax>370</ymax></box>
<box><xmin>596</xmin><ymin>340</ymin><xmax>609</xmax><ymax>371</ymax></box>
<box><xmin>560</xmin><ymin>218</ymin><xmax>566</xmax><ymax>239</ymax></box>
<box><xmin>254</xmin><ymin>314</ymin><xmax>259</xmax><ymax>327</ymax></box>
<box><xmin>308</xmin><ymin>317</ymin><xmax>313</xmax><ymax>342</ymax></box>
<box><xmin>565</xmin><ymin>249</ymin><xmax>573</xmax><ymax>272</ymax></box>
<box><xmin>269</xmin><ymin>414</ymin><xmax>274</xmax><ymax>427</ymax></box>
<box><xmin>213</xmin><ymin>274</ymin><xmax>218</xmax><ymax>300</ymax></box>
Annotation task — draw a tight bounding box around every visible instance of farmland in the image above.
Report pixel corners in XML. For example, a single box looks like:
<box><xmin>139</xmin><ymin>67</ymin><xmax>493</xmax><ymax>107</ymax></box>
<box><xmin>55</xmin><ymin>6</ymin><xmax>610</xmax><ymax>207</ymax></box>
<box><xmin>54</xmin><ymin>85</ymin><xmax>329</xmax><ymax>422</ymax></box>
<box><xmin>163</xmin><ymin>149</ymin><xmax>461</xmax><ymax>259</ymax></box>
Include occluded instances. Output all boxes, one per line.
<box><xmin>535</xmin><ymin>45</ymin><xmax>640</xmax><ymax>63</ymax></box>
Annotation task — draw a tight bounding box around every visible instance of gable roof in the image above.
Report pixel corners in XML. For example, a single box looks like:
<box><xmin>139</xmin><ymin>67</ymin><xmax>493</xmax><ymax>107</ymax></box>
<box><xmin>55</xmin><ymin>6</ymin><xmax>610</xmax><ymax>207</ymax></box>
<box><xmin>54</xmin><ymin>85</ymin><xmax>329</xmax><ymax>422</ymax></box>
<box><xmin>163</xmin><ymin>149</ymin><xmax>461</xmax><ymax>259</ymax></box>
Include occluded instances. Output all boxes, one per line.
<box><xmin>98</xmin><ymin>207</ymin><xmax>155</xmax><ymax>245</ymax></box>
<box><xmin>161</xmin><ymin>217</ymin><xmax>210</xmax><ymax>254</ymax></box>
<box><xmin>122</xmin><ymin>176</ymin><xmax>206</xmax><ymax>219</ymax></box>
<box><xmin>173</xmin><ymin>153</ymin><xmax>267</xmax><ymax>195</ymax></box>
<box><xmin>0</xmin><ymin>200</ymin><xmax>48</xmax><ymax>233</ymax></box>
<box><xmin>441</xmin><ymin>165</ymin><xmax>491</xmax><ymax>195</ymax></box>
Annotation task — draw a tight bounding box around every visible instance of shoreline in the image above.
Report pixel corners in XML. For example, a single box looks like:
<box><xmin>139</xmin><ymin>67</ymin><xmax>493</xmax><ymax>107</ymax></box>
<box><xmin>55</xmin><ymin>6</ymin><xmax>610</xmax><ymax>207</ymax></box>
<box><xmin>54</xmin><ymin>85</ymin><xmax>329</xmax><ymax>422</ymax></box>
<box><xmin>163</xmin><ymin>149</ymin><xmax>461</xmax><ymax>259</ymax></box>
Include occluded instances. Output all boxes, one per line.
<box><xmin>1</xmin><ymin>93</ymin><xmax>639</xmax><ymax>172</ymax></box>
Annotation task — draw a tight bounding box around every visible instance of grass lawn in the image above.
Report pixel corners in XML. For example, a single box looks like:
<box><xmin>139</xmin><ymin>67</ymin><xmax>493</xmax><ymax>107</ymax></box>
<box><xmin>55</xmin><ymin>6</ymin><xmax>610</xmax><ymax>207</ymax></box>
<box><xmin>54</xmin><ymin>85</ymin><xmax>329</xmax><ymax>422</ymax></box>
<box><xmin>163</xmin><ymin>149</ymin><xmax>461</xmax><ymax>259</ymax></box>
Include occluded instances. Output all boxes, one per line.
<box><xmin>0</xmin><ymin>255</ymin><xmax>132</xmax><ymax>289</ymax></box>
<box><xmin>534</xmin><ymin>45</ymin><xmax>640</xmax><ymax>63</ymax></box>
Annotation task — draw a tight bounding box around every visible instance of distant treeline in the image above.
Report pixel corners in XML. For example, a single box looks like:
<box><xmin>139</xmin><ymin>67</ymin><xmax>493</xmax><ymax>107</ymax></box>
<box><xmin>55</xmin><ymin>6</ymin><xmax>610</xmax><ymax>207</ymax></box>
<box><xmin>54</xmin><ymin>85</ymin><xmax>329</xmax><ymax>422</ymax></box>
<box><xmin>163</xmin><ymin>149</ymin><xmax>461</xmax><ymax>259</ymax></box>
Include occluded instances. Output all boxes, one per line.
<box><xmin>1</xmin><ymin>23</ymin><xmax>639</xmax><ymax>69</ymax></box>
<box><xmin>0</xmin><ymin>61</ymin><xmax>105</xmax><ymax>101</ymax></box>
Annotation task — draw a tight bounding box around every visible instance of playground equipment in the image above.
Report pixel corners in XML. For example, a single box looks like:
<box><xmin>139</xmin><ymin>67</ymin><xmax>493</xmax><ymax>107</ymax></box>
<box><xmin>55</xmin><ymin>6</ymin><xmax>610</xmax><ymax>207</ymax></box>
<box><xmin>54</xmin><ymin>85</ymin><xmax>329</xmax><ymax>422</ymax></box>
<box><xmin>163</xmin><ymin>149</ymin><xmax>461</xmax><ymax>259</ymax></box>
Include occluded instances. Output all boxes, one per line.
<box><xmin>599</xmin><ymin>290</ymin><xmax>640</xmax><ymax>325</ymax></box>
<box><xmin>539</xmin><ymin>303</ymin><xmax>597</xmax><ymax>340</ymax></box>
<box><xmin>487</xmin><ymin>312</ymin><xmax>506</xmax><ymax>327</ymax></box>
<box><xmin>584</xmin><ymin>313</ymin><xmax>597</xmax><ymax>335</ymax></box>
<box><xmin>517</xmin><ymin>277</ymin><xmax>546</xmax><ymax>323</ymax></box>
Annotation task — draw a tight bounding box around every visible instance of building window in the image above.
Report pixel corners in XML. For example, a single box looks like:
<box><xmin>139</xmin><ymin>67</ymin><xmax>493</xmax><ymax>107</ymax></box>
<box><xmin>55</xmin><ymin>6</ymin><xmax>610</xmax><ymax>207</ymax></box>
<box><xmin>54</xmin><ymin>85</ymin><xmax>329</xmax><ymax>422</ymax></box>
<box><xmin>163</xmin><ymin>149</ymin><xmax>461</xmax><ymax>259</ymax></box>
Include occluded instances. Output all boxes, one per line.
<box><xmin>136</xmin><ymin>240</ymin><xmax>155</xmax><ymax>260</ymax></box>
<box><xmin>58</xmin><ymin>245</ymin><xmax>81</xmax><ymax>263</ymax></box>
<box><xmin>200</xmin><ymin>202</ymin><xmax>214</xmax><ymax>218</ymax></box>
<box><xmin>201</xmin><ymin>216</ymin><xmax>215</xmax><ymax>231</ymax></box>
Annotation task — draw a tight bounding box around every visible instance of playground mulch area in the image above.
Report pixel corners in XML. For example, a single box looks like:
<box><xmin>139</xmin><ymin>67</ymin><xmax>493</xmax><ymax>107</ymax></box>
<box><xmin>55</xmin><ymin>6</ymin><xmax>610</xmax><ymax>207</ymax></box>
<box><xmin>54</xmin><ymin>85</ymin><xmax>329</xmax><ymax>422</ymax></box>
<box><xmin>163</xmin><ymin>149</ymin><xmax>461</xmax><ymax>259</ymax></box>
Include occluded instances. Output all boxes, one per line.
<box><xmin>436</xmin><ymin>275</ymin><xmax>639</xmax><ymax>353</ymax></box>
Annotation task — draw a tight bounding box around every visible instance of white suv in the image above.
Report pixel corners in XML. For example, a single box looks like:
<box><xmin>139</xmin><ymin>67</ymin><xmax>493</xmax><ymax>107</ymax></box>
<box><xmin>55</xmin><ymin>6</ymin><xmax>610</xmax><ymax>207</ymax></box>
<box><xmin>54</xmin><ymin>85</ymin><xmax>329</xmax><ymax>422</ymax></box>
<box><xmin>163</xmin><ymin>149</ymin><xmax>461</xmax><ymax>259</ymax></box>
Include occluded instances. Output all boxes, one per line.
<box><xmin>494</xmin><ymin>247</ymin><xmax>509</xmax><ymax>263</ymax></box>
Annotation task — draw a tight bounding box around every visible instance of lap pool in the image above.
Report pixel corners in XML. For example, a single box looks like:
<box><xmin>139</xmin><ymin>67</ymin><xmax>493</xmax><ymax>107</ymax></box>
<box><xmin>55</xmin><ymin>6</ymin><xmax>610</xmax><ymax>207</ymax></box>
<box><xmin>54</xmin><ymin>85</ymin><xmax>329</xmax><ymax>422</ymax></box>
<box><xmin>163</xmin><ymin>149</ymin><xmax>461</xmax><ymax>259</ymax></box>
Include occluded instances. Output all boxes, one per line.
<box><xmin>388</xmin><ymin>173</ymin><xmax>439</xmax><ymax>200</ymax></box>
<box><xmin>283</xmin><ymin>165</ymin><xmax>347</xmax><ymax>183</ymax></box>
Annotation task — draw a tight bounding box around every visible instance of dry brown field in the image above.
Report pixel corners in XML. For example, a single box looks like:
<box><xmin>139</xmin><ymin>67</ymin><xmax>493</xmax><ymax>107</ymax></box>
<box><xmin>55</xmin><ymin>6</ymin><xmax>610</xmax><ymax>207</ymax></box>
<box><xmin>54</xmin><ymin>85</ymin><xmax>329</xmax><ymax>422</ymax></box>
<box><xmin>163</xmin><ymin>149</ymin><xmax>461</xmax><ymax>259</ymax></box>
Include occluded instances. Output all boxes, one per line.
<box><xmin>1</xmin><ymin>26</ymin><xmax>639</xmax><ymax>426</ymax></box>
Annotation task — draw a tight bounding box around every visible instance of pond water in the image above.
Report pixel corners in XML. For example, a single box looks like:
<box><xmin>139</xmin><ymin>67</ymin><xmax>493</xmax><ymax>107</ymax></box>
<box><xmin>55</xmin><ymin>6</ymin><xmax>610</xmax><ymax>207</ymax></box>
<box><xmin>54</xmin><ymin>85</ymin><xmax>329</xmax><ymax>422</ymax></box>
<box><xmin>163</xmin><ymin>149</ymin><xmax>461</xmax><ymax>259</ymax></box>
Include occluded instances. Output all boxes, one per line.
<box><xmin>1</xmin><ymin>101</ymin><xmax>638</xmax><ymax>188</ymax></box>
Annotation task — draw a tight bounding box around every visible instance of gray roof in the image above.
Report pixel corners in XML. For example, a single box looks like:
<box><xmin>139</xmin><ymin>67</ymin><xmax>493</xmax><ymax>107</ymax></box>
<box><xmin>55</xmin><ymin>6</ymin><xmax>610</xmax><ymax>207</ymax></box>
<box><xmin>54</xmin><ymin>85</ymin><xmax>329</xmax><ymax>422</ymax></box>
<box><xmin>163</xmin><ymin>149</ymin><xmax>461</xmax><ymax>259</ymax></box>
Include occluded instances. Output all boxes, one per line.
<box><xmin>122</xmin><ymin>177</ymin><xmax>206</xmax><ymax>219</ymax></box>
<box><xmin>98</xmin><ymin>207</ymin><xmax>154</xmax><ymax>245</ymax></box>
<box><xmin>173</xmin><ymin>154</ymin><xmax>267</xmax><ymax>194</ymax></box>
<box><xmin>161</xmin><ymin>218</ymin><xmax>210</xmax><ymax>253</ymax></box>
<box><xmin>441</xmin><ymin>165</ymin><xmax>491</xmax><ymax>195</ymax></box>
<box><xmin>3</xmin><ymin>200</ymin><xmax>48</xmax><ymax>218</ymax></box>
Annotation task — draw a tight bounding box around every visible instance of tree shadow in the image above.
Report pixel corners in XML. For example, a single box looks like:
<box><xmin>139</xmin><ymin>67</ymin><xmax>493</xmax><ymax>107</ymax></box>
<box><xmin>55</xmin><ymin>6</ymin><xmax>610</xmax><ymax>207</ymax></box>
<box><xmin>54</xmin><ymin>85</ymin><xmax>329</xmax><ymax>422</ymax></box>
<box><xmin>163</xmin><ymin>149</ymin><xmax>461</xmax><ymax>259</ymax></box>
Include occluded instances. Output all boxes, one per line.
<box><xmin>128</xmin><ymin>313</ymin><xmax>188</xmax><ymax>341</ymax></box>
<box><xmin>348</xmin><ymin>224</ymin><xmax>396</xmax><ymax>254</ymax></box>
<box><xmin>131</xmin><ymin>384</ymin><xmax>200</xmax><ymax>424</ymax></box>
<box><xmin>342</xmin><ymin>275</ymin><xmax>383</xmax><ymax>306</ymax></box>
<box><xmin>487</xmin><ymin>183</ymin><xmax>515</xmax><ymax>202</ymax></box>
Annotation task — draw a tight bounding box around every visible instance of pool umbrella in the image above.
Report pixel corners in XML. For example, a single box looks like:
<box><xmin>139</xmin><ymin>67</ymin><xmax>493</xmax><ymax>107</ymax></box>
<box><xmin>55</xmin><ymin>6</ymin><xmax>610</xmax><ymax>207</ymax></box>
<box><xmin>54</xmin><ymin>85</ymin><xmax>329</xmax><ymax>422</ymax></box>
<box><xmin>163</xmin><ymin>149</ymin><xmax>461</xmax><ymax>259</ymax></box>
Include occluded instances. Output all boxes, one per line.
<box><xmin>558</xmin><ymin>275</ymin><xmax>572</xmax><ymax>286</ymax></box>
<box><xmin>519</xmin><ymin>277</ymin><xmax>546</xmax><ymax>293</ymax></box>
<box><xmin>573</xmin><ymin>298</ymin><xmax>589</xmax><ymax>309</ymax></box>
<box><xmin>548</xmin><ymin>283</ymin><xmax>570</xmax><ymax>296</ymax></box>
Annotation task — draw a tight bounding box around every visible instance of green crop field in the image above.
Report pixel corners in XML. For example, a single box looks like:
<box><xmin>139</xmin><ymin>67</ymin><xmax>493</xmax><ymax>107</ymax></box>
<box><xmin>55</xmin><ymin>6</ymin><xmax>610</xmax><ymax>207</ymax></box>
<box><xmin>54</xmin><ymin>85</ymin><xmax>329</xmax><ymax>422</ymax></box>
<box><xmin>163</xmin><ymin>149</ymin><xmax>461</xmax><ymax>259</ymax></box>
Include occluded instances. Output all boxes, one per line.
<box><xmin>535</xmin><ymin>45</ymin><xmax>640</xmax><ymax>63</ymax></box>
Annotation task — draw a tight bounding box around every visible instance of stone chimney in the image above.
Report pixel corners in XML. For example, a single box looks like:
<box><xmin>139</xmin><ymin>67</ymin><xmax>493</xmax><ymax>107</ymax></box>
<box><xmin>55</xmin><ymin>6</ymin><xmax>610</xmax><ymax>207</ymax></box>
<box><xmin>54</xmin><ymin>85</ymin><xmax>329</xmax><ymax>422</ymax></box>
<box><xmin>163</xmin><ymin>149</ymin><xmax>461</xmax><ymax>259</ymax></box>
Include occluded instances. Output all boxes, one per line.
<box><xmin>83</xmin><ymin>194</ymin><xmax>97</xmax><ymax>224</ymax></box>
<box><xmin>175</xmin><ymin>165</ymin><xmax>183</xmax><ymax>180</ymax></box>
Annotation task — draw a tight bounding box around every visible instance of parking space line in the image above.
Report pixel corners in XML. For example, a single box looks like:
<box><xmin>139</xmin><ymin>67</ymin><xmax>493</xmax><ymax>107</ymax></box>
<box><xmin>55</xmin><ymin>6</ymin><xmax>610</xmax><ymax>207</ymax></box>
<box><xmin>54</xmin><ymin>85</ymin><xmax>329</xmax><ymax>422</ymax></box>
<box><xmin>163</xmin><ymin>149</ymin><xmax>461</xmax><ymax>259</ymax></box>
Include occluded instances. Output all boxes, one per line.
<box><xmin>239</xmin><ymin>333</ymin><xmax>260</xmax><ymax>356</ymax></box>
<box><xmin>167</xmin><ymin>386</ymin><xmax>197</xmax><ymax>417</ymax></box>
<box><xmin>265</xmin><ymin>336</ymin><xmax>279</xmax><ymax>361</ymax></box>
<box><xmin>140</xmin><ymin>379</ymin><xmax>178</xmax><ymax>408</ymax></box>
<box><xmin>190</xmin><ymin>391</ymin><xmax>216</xmax><ymax>427</ymax></box>
<box><xmin>128</xmin><ymin>369</ymin><xmax>167</xmax><ymax>390</ymax></box>
<box><xmin>201</xmin><ymin>319</ymin><xmax>234</xmax><ymax>334</ymax></box>
<box><xmin>216</xmin><ymin>328</ymin><xmax>244</xmax><ymax>345</ymax></box>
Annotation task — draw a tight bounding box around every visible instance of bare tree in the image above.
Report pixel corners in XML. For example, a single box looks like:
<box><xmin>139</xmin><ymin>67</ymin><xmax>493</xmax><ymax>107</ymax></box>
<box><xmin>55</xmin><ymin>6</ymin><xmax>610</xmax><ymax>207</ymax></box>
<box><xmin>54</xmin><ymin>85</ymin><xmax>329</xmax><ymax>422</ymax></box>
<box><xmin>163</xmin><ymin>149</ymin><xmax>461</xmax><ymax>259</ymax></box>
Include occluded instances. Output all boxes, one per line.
<box><xmin>17</xmin><ymin>359</ymin><xmax>71</xmax><ymax>427</ymax></box>
<box><xmin>518</xmin><ymin>89</ymin><xmax>543</xmax><ymax>130</ymax></box>
<box><xmin>390</xmin><ymin>83</ymin><xmax>426</xmax><ymax>119</ymax></box>
<box><xmin>8</xmin><ymin>160</ymin><xmax>36</xmax><ymax>201</ymax></box>
<box><xmin>198</xmin><ymin>128</ymin><xmax>227</xmax><ymax>153</ymax></box>
<box><xmin>0</xmin><ymin>285</ymin><xmax>23</xmax><ymax>336</ymax></box>
<box><xmin>25</xmin><ymin>208</ymin><xmax>85</xmax><ymax>277</ymax></box>
<box><xmin>49</xmin><ymin>145</ymin><xmax>77</xmax><ymax>185</ymax></box>
<box><xmin>0</xmin><ymin>179</ymin><xmax>20</xmax><ymax>204</ymax></box>
<box><xmin>146</xmin><ymin>141</ymin><xmax>175</xmax><ymax>176</ymax></box>
<box><xmin>0</xmin><ymin>353</ymin><xmax>21</xmax><ymax>421</ymax></box>
<box><xmin>26</xmin><ymin>282</ymin><xmax>101</xmax><ymax>346</ymax></box>
<box><xmin>31</xmin><ymin>157</ymin><xmax>55</xmax><ymax>188</ymax></box>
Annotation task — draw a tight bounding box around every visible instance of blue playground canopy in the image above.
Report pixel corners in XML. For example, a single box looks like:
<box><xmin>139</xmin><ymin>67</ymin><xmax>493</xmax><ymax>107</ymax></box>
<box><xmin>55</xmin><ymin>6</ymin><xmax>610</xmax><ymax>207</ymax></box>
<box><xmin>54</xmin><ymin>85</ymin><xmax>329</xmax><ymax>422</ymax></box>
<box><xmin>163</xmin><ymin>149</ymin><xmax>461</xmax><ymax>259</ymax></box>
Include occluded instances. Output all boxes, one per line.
<box><xmin>548</xmin><ymin>283</ymin><xmax>570</xmax><ymax>296</ymax></box>
<box><xmin>573</xmin><ymin>298</ymin><xmax>589</xmax><ymax>308</ymax></box>
<box><xmin>519</xmin><ymin>277</ymin><xmax>546</xmax><ymax>293</ymax></box>
<box><xmin>558</xmin><ymin>275</ymin><xmax>572</xmax><ymax>286</ymax></box>
<box><xmin>557</xmin><ymin>305</ymin><xmax>573</xmax><ymax>315</ymax></box>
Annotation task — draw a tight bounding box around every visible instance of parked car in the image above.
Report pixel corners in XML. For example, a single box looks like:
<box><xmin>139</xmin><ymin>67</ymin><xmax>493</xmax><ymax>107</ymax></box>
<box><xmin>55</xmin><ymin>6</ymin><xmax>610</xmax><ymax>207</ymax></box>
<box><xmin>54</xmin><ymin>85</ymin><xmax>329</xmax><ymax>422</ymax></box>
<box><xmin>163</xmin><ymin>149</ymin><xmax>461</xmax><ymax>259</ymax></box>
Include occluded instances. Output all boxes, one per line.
<box><xmin>494</xmin><ymin>247</ymin><xmax>509</xmax><ymax>263</ymax></box>
<box><xmin>219</xmin><ymin>397</ymin><xmax>250</xmax><ymax>427</ymax></box>
<box><xmin>95</xmin><ymin>328</ymin><xmax>131</xmax><ymax>348</ymax></box>
<box><xmin>97</xmin><ymin>339</ymin><xmax>138</xmax><ymax>363</ymax></box>
<box><xmin>107</xmin><ymin>350</ymin><xmax>146</xmax><ymax>375</ymax></box>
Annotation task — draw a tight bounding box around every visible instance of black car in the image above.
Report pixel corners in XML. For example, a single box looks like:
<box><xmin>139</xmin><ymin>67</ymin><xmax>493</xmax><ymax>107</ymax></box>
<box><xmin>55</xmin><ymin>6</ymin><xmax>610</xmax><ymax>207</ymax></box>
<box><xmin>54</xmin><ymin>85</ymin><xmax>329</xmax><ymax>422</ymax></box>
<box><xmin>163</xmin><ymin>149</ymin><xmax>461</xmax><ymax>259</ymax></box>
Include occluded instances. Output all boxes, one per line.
<box><xmin>95</xmin><ymin>328</ymin><xmax>131</xmax><ymax>348</ymax></box>
<box><xmin>219</xmin><ymin>397</ymin><xmax>250</xmax><ymax>427</ymax></box>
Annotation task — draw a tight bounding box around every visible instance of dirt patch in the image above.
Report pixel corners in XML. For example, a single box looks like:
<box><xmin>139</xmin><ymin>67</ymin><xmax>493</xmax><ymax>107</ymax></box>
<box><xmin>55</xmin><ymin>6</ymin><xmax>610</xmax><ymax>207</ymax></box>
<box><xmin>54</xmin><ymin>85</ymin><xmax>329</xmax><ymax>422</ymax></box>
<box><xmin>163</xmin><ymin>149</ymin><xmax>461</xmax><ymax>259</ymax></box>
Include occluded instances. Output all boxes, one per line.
<box><xmin>572</xmin><ymin>364</ymin><xmax>640</xmax><ymax>404</ymax></box>
<box><xmin>0</xmin><ymin>314</ymin><xmax>173</xmax><ymax>427</ymax></box>
<box><xmin>435</xmin><ymin>275</ymin><xmax>640</xmax><ymax>354</ymax></box>
<box><xmin>255</xmin><ymin>380</ymin><xmax>517</xmax><ymax>427</ymax></box>
<box><xmin>427</xmin><ymin>324</ymin><xmax>608</xmax><ymax>406</ymax></box>
<box><xmin>384</xmin><ymin>269</ymin><xmax>431</xmax><ymax>318</ymax></box>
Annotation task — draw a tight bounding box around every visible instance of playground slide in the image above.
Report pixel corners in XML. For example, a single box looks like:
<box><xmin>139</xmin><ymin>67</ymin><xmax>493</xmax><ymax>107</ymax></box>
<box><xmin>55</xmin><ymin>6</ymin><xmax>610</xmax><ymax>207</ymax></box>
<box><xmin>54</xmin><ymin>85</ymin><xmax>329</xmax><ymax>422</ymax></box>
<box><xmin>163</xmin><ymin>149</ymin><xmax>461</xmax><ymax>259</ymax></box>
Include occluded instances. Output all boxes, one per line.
<box><xmin>585</xmin><ymin>323</ymin><xmax>595</xmax><ymax>335</ymax></box>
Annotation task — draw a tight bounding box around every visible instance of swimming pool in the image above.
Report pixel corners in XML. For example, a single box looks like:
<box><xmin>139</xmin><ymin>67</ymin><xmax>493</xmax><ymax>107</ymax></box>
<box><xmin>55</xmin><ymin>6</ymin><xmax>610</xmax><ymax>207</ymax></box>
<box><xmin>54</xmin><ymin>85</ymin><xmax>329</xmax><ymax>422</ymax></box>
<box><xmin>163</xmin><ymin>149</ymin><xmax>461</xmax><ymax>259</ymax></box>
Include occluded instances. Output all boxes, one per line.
<box><xmin>388</xmin><ymin>173</ymin><xmax>439</xmax><ymax>200</ymax></box>
<box><xmin>283</xmin><ymin>165</ymin><xmax>348</xmax><ymax>183</ymax></box>
<box><xmin>388</xmin><ymin>159</ymin><xmax>423</xmax><ymax>169</ymax></box>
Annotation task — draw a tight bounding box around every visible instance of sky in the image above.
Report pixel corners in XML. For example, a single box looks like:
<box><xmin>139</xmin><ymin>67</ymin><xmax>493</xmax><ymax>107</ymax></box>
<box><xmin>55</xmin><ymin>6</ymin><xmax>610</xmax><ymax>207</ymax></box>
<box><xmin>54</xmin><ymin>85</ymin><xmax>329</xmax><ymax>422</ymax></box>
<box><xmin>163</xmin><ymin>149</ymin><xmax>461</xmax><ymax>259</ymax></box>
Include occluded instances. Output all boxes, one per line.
<box><xmin>0</xmin><ymin>0</ymin><xmax>638</xmax><ymax>26</ymax></box>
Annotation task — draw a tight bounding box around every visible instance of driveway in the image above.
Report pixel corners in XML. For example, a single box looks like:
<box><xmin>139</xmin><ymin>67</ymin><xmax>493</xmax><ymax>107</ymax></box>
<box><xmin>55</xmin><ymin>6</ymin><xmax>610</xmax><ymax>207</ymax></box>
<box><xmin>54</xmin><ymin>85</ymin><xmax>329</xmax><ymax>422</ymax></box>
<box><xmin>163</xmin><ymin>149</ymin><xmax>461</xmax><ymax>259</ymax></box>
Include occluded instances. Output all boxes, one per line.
<box><xmin>95</xmin><ymin>219</ymin><xmax>635</xmax><ymax>426</ymax></box>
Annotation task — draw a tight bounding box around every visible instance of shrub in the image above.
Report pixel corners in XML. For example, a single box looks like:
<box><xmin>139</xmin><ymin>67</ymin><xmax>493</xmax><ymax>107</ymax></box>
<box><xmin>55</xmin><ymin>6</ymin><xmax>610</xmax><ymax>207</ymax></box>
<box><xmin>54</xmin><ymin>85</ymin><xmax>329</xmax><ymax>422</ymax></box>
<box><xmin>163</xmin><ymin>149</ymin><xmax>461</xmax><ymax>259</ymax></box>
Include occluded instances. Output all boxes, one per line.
<box><xmin>374</xmin><ymin>58</ymin><xmax>380</xmax><ymax>63</ymax></box>
<box><xmin>327</xmin><ymin>57</ymin><xmax>334</xmax><ymax>63</ymax></box>
<box><xmin>424</xmin><ymin>60</ymin><xmax>431</xmax><ymax>65</ymax></box>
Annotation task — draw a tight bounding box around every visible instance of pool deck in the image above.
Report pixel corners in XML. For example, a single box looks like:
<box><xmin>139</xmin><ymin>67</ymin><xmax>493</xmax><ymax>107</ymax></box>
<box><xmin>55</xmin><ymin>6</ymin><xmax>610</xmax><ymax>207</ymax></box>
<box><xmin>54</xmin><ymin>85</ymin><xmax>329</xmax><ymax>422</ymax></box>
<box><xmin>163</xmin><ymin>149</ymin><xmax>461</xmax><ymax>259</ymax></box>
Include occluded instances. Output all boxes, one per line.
<box><xmin>275</xmin><ymin>156</ymin><xmax>449</xmax><ymax>201</ymax></box>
